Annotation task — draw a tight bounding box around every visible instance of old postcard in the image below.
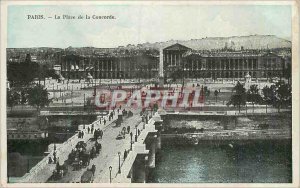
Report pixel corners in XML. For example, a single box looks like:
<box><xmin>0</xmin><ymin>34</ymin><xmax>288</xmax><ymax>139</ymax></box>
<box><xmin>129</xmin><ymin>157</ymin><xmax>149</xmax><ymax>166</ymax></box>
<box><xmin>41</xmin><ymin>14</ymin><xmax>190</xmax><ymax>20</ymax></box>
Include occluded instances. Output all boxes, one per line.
<box><xmin>0</xmin><ymin>0</ymin><xmax>299</xmax><ymax>187</ymax></box>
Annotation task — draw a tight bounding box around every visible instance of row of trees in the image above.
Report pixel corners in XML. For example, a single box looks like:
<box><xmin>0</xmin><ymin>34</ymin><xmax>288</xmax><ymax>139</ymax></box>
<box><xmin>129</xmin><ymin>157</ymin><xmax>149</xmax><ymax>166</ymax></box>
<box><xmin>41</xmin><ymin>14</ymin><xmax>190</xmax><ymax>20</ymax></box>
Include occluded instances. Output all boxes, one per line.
<box><xmin>7</xmin><ymin>54</ymin><xmax>59</xmax><ymax>87</ymax></box>
<box><xmin>7</xmin><ymin>84</ymin><xmax>51</xmax><ymax>112</ymax></box>
<box><xmin>227</xmin><ymin>81</ymin><xmax>292</xmax><ymax>113</ymax></box>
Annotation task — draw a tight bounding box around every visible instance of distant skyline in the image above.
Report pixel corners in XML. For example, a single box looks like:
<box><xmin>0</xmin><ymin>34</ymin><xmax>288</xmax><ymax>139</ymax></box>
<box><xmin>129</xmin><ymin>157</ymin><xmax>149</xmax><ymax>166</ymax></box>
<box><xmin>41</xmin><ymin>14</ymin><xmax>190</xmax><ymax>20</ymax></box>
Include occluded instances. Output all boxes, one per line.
<box><xmin>8</xmin><ymin>5</ymin><xmax>292</xmax><ymax>48</ymax></box>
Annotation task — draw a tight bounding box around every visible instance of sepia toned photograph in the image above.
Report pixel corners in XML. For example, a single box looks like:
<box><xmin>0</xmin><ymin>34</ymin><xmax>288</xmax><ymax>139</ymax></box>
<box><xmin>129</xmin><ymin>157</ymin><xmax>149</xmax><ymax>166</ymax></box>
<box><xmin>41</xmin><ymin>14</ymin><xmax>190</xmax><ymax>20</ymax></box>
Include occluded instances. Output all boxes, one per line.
<box><xmin>0</xmin><ymin>1</ymin><xmax>299</xmax><ymax>187</ymax></box>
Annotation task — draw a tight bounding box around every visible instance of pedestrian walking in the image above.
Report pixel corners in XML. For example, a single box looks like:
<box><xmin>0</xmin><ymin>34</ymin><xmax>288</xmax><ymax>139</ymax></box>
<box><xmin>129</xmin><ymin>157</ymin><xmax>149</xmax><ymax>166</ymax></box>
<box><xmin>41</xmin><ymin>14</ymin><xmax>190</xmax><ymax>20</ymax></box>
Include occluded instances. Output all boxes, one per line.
<box><xmin>94</xmin><ymin>130</ymin><xmax>98</xmax><ymax>140</ymax></box>
<box><xmin>127</xmin><ymin>126</ymin><xmax>130</xmax><ymax>134</ymax></box>
<box><xmin>53</xmin><ymin>155</ymin><xmax>57</xmax><ymax>164</ymax></box>
<box><xmin>104</xmin><ymin>119</ymin><xmax>106</xmax><ymax>125</ymax></box>
<box><xmin>81</xmin><ymin>131</ymin><xmax>84</xmax><ymax>138</ymax></box>
<box><xmin>124</xmin><ymin>149</ymin><xmax>127</xmax><ymax>160</ymax></box>
<box><xmin>100</xmin><ymin>130</ymin><xmax>103</xmax><ymax>139</ymax></box>
<box><xmin>91</xmin><ymin>127</ymin><xmax>94</xmax><ymax>134</ymax></box>
<box><xmin>88</xmin><ymin>127</ymin><xmax>90</xmax><ymax>134</ymax></box>
<box><xmin>56</xmin><ymin>161</ymin><xmax>60</xmax><ymax>171</ymax></box>
<box><xmin>91</xmin><ymin>164</ymin><xmax>96</xmax><ymax>176</ymax></box>
<box><xmin>48</xmin><ymin>157</ymin><xmax>53</xmax><ymax>164</ymax></box>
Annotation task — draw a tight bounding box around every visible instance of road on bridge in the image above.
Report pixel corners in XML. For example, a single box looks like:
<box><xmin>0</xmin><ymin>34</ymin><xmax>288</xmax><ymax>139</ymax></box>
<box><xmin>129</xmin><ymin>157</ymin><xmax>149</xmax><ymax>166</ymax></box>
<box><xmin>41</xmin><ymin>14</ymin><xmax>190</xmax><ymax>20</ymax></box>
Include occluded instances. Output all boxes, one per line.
<box><xmin>48</xmin><ymin>109</ymin><xmax>143</xmax><ymax>183</ymax></box>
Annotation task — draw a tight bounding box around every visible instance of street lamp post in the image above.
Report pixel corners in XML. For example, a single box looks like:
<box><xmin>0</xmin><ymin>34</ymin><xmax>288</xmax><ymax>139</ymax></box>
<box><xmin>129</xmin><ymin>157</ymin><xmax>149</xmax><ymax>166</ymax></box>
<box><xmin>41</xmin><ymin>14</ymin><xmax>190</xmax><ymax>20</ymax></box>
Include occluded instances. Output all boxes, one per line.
<box><xmin>135</xmin><ymin>128</ymin><xmax>138</xmax><ymax>141</ymax></box>
<box><xmin>130</xmin><ymin>132</ymin><xmax>133</xmax><ymax>150</ymax></box>
<box><xmin>118</xmin><ymin>152</ymin><xmax>121</xmax><ymax>174</ymax></box>
<box><xmin>109</xmin><ymin>166</ymin><xmax>112</xmax><ymax>183</ymax></box>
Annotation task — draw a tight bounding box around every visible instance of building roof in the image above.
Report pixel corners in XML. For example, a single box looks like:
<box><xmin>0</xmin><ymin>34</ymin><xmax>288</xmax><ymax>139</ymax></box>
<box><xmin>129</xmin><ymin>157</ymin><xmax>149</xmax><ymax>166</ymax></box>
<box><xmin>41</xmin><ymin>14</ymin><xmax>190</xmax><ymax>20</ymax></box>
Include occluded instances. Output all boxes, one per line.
<box><xmin>163</xmin><ymin>43</ymin><xmax>191</xmax><ymax>51</ymax></box>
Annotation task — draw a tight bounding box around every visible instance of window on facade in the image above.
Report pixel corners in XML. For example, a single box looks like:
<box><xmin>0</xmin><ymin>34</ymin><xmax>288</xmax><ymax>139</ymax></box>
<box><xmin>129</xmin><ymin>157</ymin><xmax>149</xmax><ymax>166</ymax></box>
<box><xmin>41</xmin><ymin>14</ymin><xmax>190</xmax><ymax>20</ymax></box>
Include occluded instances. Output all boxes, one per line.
<box><xmin>253</xmin><ymin>60</ymin><xmax>257</xmax><ymax>69</ymax></box>
<box><xmin>235</xmin><ymin>72</ymin><xmax>238</xmax><ymax>78</ymax></box>
<box><xmin>235</xmin><ymin>60</ymin><xmax>238</xmax><ymax>69</ymax></box>
<box><xmin>239</xmin><ymin>60</ymin><xmax>243</xmax><ymax>70</ymax></box>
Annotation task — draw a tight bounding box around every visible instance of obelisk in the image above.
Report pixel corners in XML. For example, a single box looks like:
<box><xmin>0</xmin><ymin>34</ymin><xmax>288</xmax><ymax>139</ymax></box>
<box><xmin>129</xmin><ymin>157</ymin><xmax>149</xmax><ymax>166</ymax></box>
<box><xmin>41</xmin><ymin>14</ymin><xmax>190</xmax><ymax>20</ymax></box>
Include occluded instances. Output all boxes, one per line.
<box><xmin>159</xmin><ymin>48</ymin><xmax>164</xmax><ymax>87</ymax></box>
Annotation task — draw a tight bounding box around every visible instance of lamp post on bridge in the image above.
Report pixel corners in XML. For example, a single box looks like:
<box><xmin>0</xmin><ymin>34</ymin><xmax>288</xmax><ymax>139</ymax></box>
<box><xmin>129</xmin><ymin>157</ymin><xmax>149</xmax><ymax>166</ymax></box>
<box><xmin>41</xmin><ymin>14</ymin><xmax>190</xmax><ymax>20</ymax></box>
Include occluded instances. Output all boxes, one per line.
<box><xmin>135</xmin><ymin>128</ymin><xmax>138</xmax><ymax>142</ymax></box>
<box><xmin>118</xmin><ymin>152</ymin><xmax>121</xmax><ymax>174</ymax></box>
<box><xmin>109</xmin><ymin>166</ymin><xmax>112</xmax><ymax>183</ymax></box>
<box><xmin>130</xmin><ymin>132</ymin><xmax>133</xmax><ymax>150</ymax></box>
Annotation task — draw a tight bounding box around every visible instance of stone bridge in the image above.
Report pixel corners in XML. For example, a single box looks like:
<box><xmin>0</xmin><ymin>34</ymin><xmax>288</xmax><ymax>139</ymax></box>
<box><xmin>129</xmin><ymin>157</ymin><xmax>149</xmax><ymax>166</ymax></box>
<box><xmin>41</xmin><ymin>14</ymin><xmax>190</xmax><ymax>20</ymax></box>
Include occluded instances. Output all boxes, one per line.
<box><xmin>16</xmin><ymin>109</ymin><xmax>164</xmax><ymax>183</ymax></box>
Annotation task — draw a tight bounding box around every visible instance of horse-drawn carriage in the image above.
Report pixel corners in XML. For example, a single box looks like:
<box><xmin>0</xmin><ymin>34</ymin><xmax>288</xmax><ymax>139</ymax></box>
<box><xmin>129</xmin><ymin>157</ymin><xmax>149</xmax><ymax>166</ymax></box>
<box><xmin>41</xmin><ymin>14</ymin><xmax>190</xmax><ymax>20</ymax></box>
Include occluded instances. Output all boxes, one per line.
<box><xmin>67</xmin><ymin>141</ymin><xmax>90</xmax><ymax>170</ymax></box>
<box><xmin>52</xmin><ymin>162</ymin><xmax>68</xmax><ymax>180</ymax></box>
<box><xmin>71</xmin><ymin>160</ymin><xmax>83</xmax><ymax>171</ymax></box>
<box><xmin>81</xmin><ymin>170</ymin><xmax>93</xmax><ymax>183</ymax></box>
<box><xmin>81</xmin><ymin>165</ymin><xmax>96</xmax><ymax>183</ymax></box>
<box><xmin>116</xmin><ymin>118</ymin><xmax>122</xmax><ymax>127</ymax></box>
<box><xmin>76</xmin><ymin>141</ymin><xmax>87</xmax><ymax>150</ymax></box>
<box><xmin>95</xmin><ymin>142</ymin><xmax>102</xmax><ymax>154</ymax></box>
<box><xmin>69</xmin><ymin>151</ymin><xmax>91</xmax><ymax>170</ymax></box>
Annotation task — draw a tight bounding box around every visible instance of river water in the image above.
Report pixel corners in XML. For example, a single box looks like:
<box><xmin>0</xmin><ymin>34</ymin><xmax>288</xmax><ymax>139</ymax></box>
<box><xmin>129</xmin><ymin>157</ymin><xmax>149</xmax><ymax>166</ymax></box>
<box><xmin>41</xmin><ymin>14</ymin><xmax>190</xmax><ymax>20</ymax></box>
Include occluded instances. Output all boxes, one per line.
<box><xmin>148</xmin><ymin>140</ymin><xmax>292</xmax><ymax>183</ymax></box>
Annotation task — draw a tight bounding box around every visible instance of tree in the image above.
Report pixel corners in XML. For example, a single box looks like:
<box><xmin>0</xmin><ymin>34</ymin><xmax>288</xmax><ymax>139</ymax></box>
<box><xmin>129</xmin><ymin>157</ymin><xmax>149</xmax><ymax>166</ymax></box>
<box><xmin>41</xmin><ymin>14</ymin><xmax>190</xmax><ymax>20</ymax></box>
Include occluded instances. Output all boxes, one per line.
<box><xmin>262</xmin><ymin>81</ymin><xmax>291</xmax><ymax>113</ymax></box>
<box><xmin>7</xmin><ymin>57</ymin><xmax>39</xmax><ymax>87</ymax></box>
<box><xmin>214</xmin><ymin>90</ymin><xmax>219</xmax><ymax>102</ymax></box>
<box><xmin>20</xmin><ymin>88</ymin><xmax>28</xmax><ymax>108</ymax></box>
<box><xmin>262</xmin><ymin>85</ymin><xmax>276</xmax><ymax>113</ymax></box>
<box><xmin>246</xmin><ymin>85</ymin><xmax>263</xmax><ymax>113</ymax></box>
<box><xmin>274</xmin><ymin>81</ymin><xmax>292</xmax><ymax>112</ymax></box>
<box><xmin>7</xmin><ymin>89</ymin><xmax>20</xmax><ymax>111</ymax></box>
<box><xmin>27</xmin><ymin>84</ymin><xmax>51</xmax><ymax>112</ymax></box>
<box><xmin>227</xmin><ymin>81</ymin><xmax>246</xmax><ymax>113</ymax></box>
<box><xmin>283</xmin><ymin>63</ymin><xmax>291</xmax><ymax>84</ymax></box>
<box><xmin>46</xmin><ymin>69</ymin><xmax>60</xmax><ymax>80</ymax></box>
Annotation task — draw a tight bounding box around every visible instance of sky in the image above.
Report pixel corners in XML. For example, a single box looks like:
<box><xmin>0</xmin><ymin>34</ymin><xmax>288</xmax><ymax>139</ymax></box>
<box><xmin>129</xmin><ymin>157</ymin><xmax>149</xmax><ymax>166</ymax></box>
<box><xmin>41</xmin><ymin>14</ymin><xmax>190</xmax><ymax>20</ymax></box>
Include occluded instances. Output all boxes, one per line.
<box><xmin>7</xmin><ymin>4</ymin><xmax>292</xmax><ymax>48</ymax></box>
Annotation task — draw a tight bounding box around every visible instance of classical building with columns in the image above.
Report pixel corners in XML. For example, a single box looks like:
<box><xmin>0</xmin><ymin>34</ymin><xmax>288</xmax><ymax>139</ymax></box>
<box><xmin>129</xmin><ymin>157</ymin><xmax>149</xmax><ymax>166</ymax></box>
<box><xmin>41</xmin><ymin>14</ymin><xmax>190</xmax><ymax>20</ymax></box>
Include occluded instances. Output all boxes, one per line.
<box><xmin>163</xmin><ymin>43</ymin><xmax>288</xmax><ymax>79</ymax></box>
<box><xmin>59</xmin><ymin>54</ymin><xmax>159</xmax><ymax>80</ymax></box>
<box><xmin>58</xmin><ymin>43</ymin><xmax>289</xmax><ymax>80</ymax></box>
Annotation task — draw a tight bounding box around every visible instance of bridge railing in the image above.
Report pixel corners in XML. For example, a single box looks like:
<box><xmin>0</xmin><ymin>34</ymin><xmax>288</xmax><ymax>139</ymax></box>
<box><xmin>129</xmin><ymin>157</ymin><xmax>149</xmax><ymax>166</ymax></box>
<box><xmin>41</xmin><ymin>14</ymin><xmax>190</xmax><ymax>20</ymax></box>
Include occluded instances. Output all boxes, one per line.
<box><xmin>20</xmin><ymin>130</ymin><xmax>81</xmax><ymax>182</ymax></box>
